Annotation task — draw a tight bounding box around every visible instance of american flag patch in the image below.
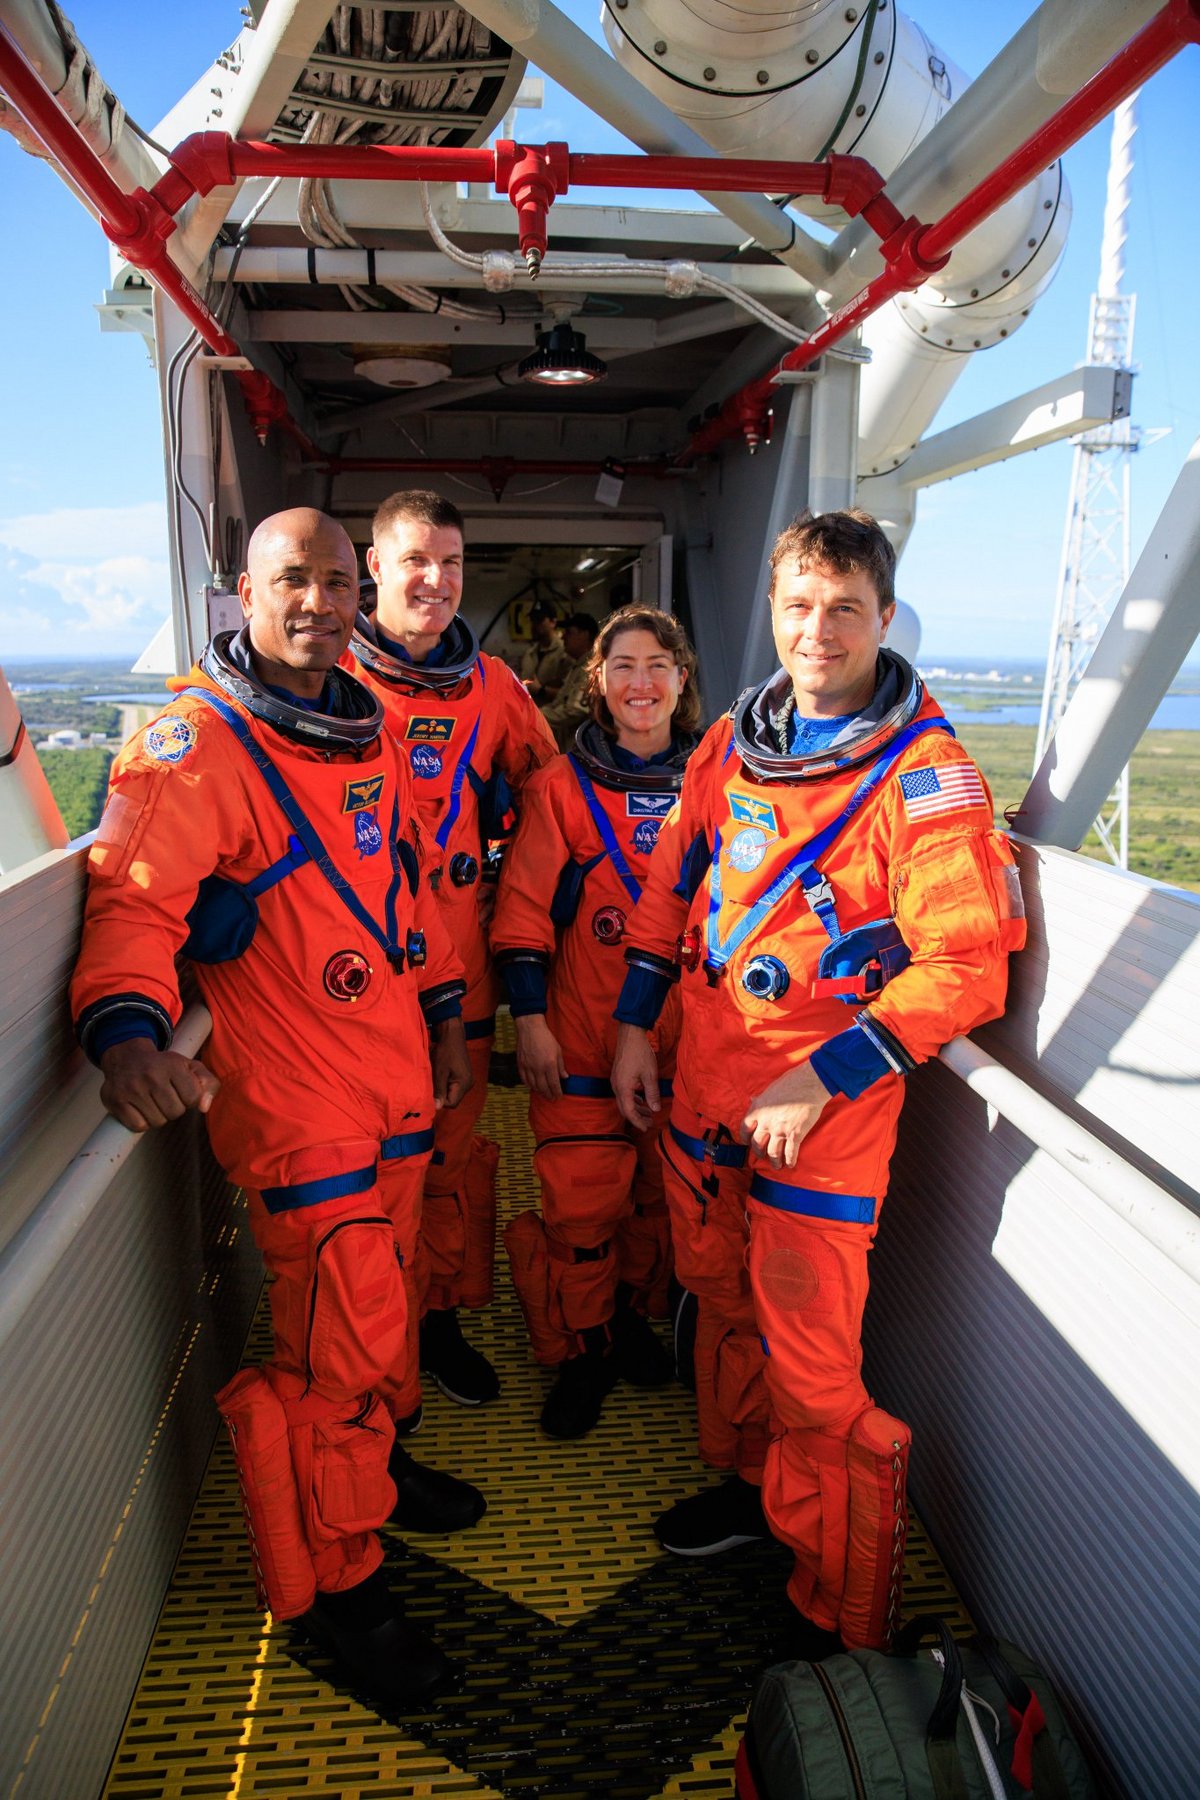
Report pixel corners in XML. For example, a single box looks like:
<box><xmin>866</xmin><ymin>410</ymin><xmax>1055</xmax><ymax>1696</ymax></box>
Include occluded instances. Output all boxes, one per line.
<box><xmin>899</xmin><ymin>763</ymin><xmax>987</xmax><ymax>820</ymax></box>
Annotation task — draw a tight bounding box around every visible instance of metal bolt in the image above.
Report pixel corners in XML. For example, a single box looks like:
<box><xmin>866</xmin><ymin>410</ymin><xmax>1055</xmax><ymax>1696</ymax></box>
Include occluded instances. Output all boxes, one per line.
<box><xmin>757</xmin><ymin>69</ymin><xmax>769</xmax><ymax>84</ymax></box>
<box><xmin>654</xmin><ymin>39</ymin><xmax>667</xmax><ymax>54</ymax></box>
<box><xmin>614</xmin><ymin>0</ymin><xmax>627</xmax><ymax>7</ymax></box>
<box><xmin>970</xmin><ymin>288</ymin><xmax>979</xmax><ymax>298</ymax></box>
<box><xmin>1000</xmin><ymin>328</ymin><xmax>1008</xmax><ymax>337</ymax></box>
<box><xmin>874</xmin><ymin>51</ymin><xmax>885</xmax><ymax>63</ymax></box>
<box><xmin>1001</xmin><ymin>269</ymin><xmax>1011</xmax><ymax>279</ymax></box>
<box><xmin>806</xmin><ymin>47</ymin><xmax>820</xmax><ymax>64</ymax></box>
<box><xmin>1044</xmin><ymin>198</ymin><xmax>1053</xmax><ymax>209</ymax></box>
<box><xmin>1027</xmin><ymin>237</ymin><xmax>1036</xmax><ymax>248</ymax></box>
<box><xmin>846</xmin><ymin>7</ymin><xmax>858</xmax><ymax>18</ymax></box>
<box><xmin>855</xmin><ymin>103</ymin><xmax>866</xmax><ymax>116</ymax></box>
<box><xmin>525</xmin><ymin>246</ymin><xmax>542</xmax><ymax>279</ymax></box>
<box><xmin>703</xmin><ymin>66</ymin><xmax>716</xmax><ymax>81</ymax></box>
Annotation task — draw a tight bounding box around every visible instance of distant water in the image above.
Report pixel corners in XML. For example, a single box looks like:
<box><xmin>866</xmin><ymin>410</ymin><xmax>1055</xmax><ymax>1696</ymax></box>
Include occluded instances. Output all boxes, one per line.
<box><xmin>943</xmin><ymin>696</ymin><xmax>1200</xmax><ymax>731</ymax></box>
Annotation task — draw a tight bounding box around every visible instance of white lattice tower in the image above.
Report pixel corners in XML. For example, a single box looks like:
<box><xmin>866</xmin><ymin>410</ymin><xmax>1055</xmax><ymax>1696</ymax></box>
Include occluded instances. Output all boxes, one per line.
<box><xmin>1035</xmin><ymin>95</ymin><xmax>1142</xmax><ymax>867</ymax></box>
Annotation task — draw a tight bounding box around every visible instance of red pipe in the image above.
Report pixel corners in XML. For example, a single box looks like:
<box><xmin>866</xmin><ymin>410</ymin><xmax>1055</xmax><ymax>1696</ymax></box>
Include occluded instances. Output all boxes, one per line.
<box><xmin>0</xmin><ymin>22</ymin><xmax>239</xmax><ymax>357</ymax></box>
<box><xmin>679</xmin><ymin>0</ymin><xmax>1200</xmax><ymax>463</ymax></box>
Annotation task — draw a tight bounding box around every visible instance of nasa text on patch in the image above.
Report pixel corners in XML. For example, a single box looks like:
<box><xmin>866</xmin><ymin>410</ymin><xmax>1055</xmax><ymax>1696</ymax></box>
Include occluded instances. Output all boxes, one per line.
<box><xmin>405</xmin><ymin>716</ymin><xmax>456</xmax><ymax>744</ymax></box>
<box><xmin>343</xmin><ymin>772</ymin><xmax>386</xmax><ymax>813</ymax></box>
<box><xmin>728</xmin><ymin>791</ymin><xmax>778</xmax><ymax>835</ymax></box>
<box><xmin>626</xmin><ymin>792</ymin><xmax>676</xmax><ymax>817</ymax></box>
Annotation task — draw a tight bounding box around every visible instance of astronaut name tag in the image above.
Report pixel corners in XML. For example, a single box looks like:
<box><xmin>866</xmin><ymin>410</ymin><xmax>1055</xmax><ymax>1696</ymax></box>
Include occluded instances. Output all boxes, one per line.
<box><xmin>626</xmin><ymin>791</ymin><xmax>675</xmax><ymax>817</ymax></box>
<box><xmin>726</xmin><ymin>826</ymin><xmax>769</xmax><ymax>873</ymax></box>
<box><xmin>343</xmin><ymin>772</ymin><xmax>386</xmax><ymax>812</ymax></box>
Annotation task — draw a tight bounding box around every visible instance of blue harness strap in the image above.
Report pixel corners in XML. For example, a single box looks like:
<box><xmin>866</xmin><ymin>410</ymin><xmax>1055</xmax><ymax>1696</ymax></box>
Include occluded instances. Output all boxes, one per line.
<box><xmin>184</xmin><ymin>688</ymin><xmax>409</xmax><ymax>966</ymax></box>
<box><xmin>568</xmin><ymin>755</ymin><xmax>643</xmax><ymax>907</ymax></box>
<box><xmin>244</xmin><ymin>833</ymin><xmax>310</xmax><ymax>896</ymax></box>
<box><xmin>435</xmin><ymin>661</ymin><xmax>485</xmax><ymax>853</ymax></box>
<box><xmin>748</xmin><ymin>1171</ymin><xmax>876</xmax><ymax>1225</ymax></box>
<box><xmin>561</xmin><ymin>1074</ymin><xmax>675</xmax><ymax>1100</ymax></box>
<box><xmin>706</xmin><ymin>718</ymin><xmax>949</xmax><ymax>972</ymax></box>
<box><xmin>380</xmin><ymin>1128</ymin><xmax>437</xmax><ymax>1161</ymax></box>
<box><xmin>259</xmin><ymin>1161</ymin><xmax>378</xmax><ymax>1213</ymax></box>
<box><xmin>668</xmin><ymin>1122</ymin><xmax>748</xmax><ymax>1169</ymax></box>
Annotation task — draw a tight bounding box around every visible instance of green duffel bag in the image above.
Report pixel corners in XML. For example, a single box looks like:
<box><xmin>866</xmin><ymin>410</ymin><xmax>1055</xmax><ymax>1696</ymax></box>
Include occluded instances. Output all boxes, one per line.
<box><xmin>735</xmin><ymin>1616</ymin><xmax>1097</xmax><ymax>1799</ymax></box>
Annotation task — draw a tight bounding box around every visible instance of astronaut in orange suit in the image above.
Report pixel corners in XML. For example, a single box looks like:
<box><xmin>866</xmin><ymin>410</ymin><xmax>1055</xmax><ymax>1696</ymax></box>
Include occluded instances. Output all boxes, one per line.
<box><xmin>491</xmin><ymin>607</ymin><xmax>701</xmax><ymax>1438</ymax></box>
<box><xmin>612</xmin><ymin>510</ymin><xmax>1025</xmax><ymax>1657</ymax></box>
<box><xmin>70</xmin><ymin>508</ymin><xmax>484</xmax><ymax>1708</ymax></box>
<box><xmin>348</xmin><ymin>490</ymin><xmax>556</xmax><ymax>1410</ymax></box>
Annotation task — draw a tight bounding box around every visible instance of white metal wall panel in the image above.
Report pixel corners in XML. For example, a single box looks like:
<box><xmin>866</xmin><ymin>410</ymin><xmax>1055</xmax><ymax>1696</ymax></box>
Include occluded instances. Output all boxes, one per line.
<box><xmin>0</xmin><ymin>856</ymin><xmax>261</xmax><ymax>1800</ymax></box>
<box><xmin>867</xmin><ymin>845</ymin><xmax>1200</xmax><ymax>1798</ymax></box>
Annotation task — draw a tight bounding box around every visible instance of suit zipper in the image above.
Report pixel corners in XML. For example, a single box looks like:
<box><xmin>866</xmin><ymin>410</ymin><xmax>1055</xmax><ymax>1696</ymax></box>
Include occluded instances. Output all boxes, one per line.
<box><xmin>304</xmin><ymin>1214</ymin><xmax>392</xmax><ymax>1389</ymax></box>
<box><xmin>812</xmin><ymin>1662</ymin><xmax>868</xmax><ymax>1800</ymax></box>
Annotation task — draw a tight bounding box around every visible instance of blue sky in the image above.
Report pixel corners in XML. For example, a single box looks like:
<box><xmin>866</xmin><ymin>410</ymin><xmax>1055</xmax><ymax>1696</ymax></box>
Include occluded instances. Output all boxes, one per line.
<box><xmin>1</xmin><ymin>2</ymin><xmax>1197</xmax><ymax>663</ymax></box>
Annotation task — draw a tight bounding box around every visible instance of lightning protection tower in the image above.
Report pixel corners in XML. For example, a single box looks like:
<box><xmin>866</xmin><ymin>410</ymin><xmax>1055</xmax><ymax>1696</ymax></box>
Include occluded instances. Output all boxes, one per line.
<box><xmin>1035</xmin><ymin>94</ymin><xmax>1140</xmax><ymax>867</ymax></box>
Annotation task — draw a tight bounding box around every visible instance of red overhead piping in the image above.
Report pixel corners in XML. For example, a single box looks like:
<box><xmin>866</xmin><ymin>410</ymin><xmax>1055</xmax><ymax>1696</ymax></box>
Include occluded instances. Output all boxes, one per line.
<box><xmin>0</xmin><ymin>21</ymin><xmax>239</xmax><ymax>358</ymax></box>
<box><xmin>678</xmin><ymin>0</ymin><xmax>1200</xmax><ymax>462</ymax></box>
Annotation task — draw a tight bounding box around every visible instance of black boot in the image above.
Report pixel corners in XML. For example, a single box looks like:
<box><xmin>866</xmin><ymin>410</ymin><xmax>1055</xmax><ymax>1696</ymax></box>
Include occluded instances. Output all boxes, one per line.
<box><xmin>419</xmin><ymin>1306</ymin><xmax>500</xmax><ymax>1405</ymax></box>
<box><xmin>611</xmin><ymin>1284</ymin><xmax>675</xmax><ymax>1388</ymax></box>
<box><xmin>302</xmin><ymin>1568</ymin><xmax>453</xmax><ymax>1705</ymax></box>
<box><xmin>387</xmin><ymin>1440</ymin><xmax>487</xmax><ymax>1532</ymax></box>
<box><xmin>540</xmin><ymin>1328</ymin><xmax>618</xmax><ymax>1439</ymax></box>
<box><xmin>654</xmin><ymin>1475</ymin><xmax>771</xmax><ymax>1556</ymax></box>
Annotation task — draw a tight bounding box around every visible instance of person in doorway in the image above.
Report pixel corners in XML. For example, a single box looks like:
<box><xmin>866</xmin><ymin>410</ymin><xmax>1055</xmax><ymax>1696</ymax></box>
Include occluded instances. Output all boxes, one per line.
<box><xmin>492</xmin><ymin>606</ymin><xmax>701</xmax><ymax>1437</ymax></box>
<box><xmin>542</xmin><ymin>610</ymin><xmax>600</xmax><ymax>750</ymax></box>
<box><xmin>70</xmin><ymin>508</ymin><xmax>484</xmax><ymax>1707</ymax></box>
<box><xmin>520</xmin><ymin>598</ymin><xmax>573</xmax><ymax>706</ymax></box>
<box><xmin>350</xmin><ymin>491</ymin><xmax>557</xmax><ymax>1410</ymax></box>
<box><xmin>611</xmin><ymin>509</ymin><xmax>1026</xmax><ymax>1655</ymax></box>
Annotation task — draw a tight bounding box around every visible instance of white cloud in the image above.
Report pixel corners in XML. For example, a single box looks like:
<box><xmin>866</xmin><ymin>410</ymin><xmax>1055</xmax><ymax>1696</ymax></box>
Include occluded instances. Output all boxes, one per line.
<box><xmin>0</xmin><ymin>507</ymin><xmax>171</xmax><ymax>656</ymax></box>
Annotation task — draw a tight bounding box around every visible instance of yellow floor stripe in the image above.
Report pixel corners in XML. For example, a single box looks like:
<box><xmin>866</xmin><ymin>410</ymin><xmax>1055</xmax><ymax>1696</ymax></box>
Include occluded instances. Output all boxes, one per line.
<box><xmin>103</xmin><ymin>1053</ymin><xmax>972</xmax><ymax>1799</ymax></box>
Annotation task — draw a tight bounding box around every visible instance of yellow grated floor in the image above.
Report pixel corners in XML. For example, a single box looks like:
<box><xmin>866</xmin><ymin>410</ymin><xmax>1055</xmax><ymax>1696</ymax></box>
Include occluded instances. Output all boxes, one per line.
<box><xmin>103</xmin><ymin>1047</ymin><xmax>973</xmax><ymax>1799</ymax></box>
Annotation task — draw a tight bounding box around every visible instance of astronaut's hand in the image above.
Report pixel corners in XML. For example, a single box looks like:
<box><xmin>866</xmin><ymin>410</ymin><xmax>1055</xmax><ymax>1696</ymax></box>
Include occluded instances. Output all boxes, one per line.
<box><xmin>431</xmin><ymin>1016</ymin><xmax>472</xmax><ymax>1111</ymax></box>
<box><xmin>98</xmin><ymin>1039</ymin><xmax>221</xmax><ymax>1133</ymax></box>
<box><xmin>612</xmin><ymin>1022</ymin><xmax>661</xmax><ymax>1131</ymax></box>
<box><xmin>515</xmin><ymin>1014</ymin><xmax>567</xmax><ymax>1100</ymax></box>
<box><xmin>739</xmin><ymin>1061</ymin><xmax>831</xmax><ymax>1170</ymax></box>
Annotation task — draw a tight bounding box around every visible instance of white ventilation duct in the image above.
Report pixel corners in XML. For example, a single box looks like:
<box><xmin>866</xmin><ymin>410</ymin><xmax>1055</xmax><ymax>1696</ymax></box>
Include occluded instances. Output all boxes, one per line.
<box><xmin>602</xmin><ymin>0</ymin><xmax>1070</xmax><ymax>472</ymax></box>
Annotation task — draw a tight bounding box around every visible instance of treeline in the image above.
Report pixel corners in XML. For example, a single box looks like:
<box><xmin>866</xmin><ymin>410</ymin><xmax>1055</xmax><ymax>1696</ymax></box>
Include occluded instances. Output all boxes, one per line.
<box><xmin>37</xmin><ymin>747</ymin><xmax>114</xmax><ymax>839</ymax></box>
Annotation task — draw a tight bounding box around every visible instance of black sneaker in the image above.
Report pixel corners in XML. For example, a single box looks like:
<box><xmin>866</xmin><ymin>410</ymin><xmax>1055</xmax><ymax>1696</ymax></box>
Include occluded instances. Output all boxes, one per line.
<box><xmin>540</xmin><ymin>1347</ymin><xmax>619</xmax><ymax>1439</ymax></box>
<box><xmin>392</xmin><ymin>1403</ymin><xmax>423</xmax><ymax>1438</ymax></box>
<box><xmin>419</xmin><ymin>1306</ymin><xmax>500</xmax><ymax>1406</ymax></box>
<box><xmin>303</xmin><ymin>1573</ymin><xmax>453</xmax><ymax>1705</ymax></box>
<box><xmin>611</xmin><ymin>1306</ymin><xmax>675</xmax><ymax>1389</ymax></box>
<box><xmin>387</xmin><ymin>1441</ymin><xmax>487</xmax><ymax>1532</ymax></box>
<box><xmin>654</xmin><ymin>1476</ymin><xmax>770</xmax><ymax>1556</ymax></box>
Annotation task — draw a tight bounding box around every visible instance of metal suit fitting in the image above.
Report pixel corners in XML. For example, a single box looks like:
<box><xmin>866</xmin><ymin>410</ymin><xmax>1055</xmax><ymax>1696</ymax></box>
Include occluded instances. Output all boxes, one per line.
<box><xmin>324</xmin><ymin>949</ymin><xmax>373</xmax><ymax>1001</ymax></box>
<box><xmin>405</xmin><ymin>929</ymin><xmax>427</xmax><ymax>968</ymax></box>
<box><xmin>592</xmin><ymin>905</ymin><xmax>626</xmax><ymax>945</ymax></box>
<box><xmin>448</xmin><ymin>852</ymin><xmax>480</xmax><ymax>888</ymax></box>
<box><xmin>677</xmin><ymin>924</ymin><xmax>702</xmax><ymax>971</ymax></box>
<box><xmin>742</xmin><ymin>954</ymin><xmax>790</xmax><ymax>1001</ymax></box>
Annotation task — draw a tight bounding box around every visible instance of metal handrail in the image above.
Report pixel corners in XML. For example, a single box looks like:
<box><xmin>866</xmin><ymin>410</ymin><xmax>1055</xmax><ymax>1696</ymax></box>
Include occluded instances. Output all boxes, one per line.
<box><xmin>0</xmin><ymin>1005</ymin><xmax>213</xmax><ymax>1355</ymax></box>
<box><xmin>939</xmin><ymin>1035</ymin><xmax>1199</xmax><ymax>1283</ymax></box>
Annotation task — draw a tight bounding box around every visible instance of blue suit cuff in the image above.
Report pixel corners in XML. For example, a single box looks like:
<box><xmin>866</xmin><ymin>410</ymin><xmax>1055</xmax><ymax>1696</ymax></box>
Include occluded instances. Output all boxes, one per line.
<box><xmin>809</xmin><ymin>1023</ymin><xmax>894</xmax><ymax>1100</ymax></box>
<box><xmin>496</xmin><ymin>952</ymin><xmax>549</xmax><ymax>1018</ymax></box>
<box><xmin>614</xmin><ymin>963</ymin><xmax>673</xmax><ymax>1029</ymax></box>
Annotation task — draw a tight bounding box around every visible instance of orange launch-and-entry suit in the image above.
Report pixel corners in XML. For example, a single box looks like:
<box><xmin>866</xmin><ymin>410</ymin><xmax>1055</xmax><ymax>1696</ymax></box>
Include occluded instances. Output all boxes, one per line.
<box><xmin>70</xmin><ymin>635</ymin><xmax>467</xmax><ymax>1620</ymax></box>
<box><xmin>346</xmin><ymin>617</ymin><xmax>555</xmax><ymax>1317</ymax></box>
<box><xmin>616</xmin><ymin>653</ymin><xmax>1025</xmax><ymax>1647</ymax></box>
<box><xmin>490</xmin><ymin>721</ymin><xmax>696</xmax><ymax>1360</ymax></box>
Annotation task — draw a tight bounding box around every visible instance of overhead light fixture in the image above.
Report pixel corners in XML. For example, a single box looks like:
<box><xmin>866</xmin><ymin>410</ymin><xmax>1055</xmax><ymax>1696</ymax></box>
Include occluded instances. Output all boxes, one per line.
<box><xmin>517</xmin><ymin>322</ymin><xmax>607</xmax><ymax>386</ymax></box>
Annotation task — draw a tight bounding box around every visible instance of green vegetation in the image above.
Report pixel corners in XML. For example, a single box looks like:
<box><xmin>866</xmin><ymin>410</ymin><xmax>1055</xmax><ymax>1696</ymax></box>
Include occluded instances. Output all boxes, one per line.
<box><xmin>957</xmin><ymin>722</ymin><xmax>1200</xmax><ymax>894</ymax></box>
<box><xmin>37</xmin><ymin>747</ymin><xmax>114</xmax><ymax>839</ymax></box>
